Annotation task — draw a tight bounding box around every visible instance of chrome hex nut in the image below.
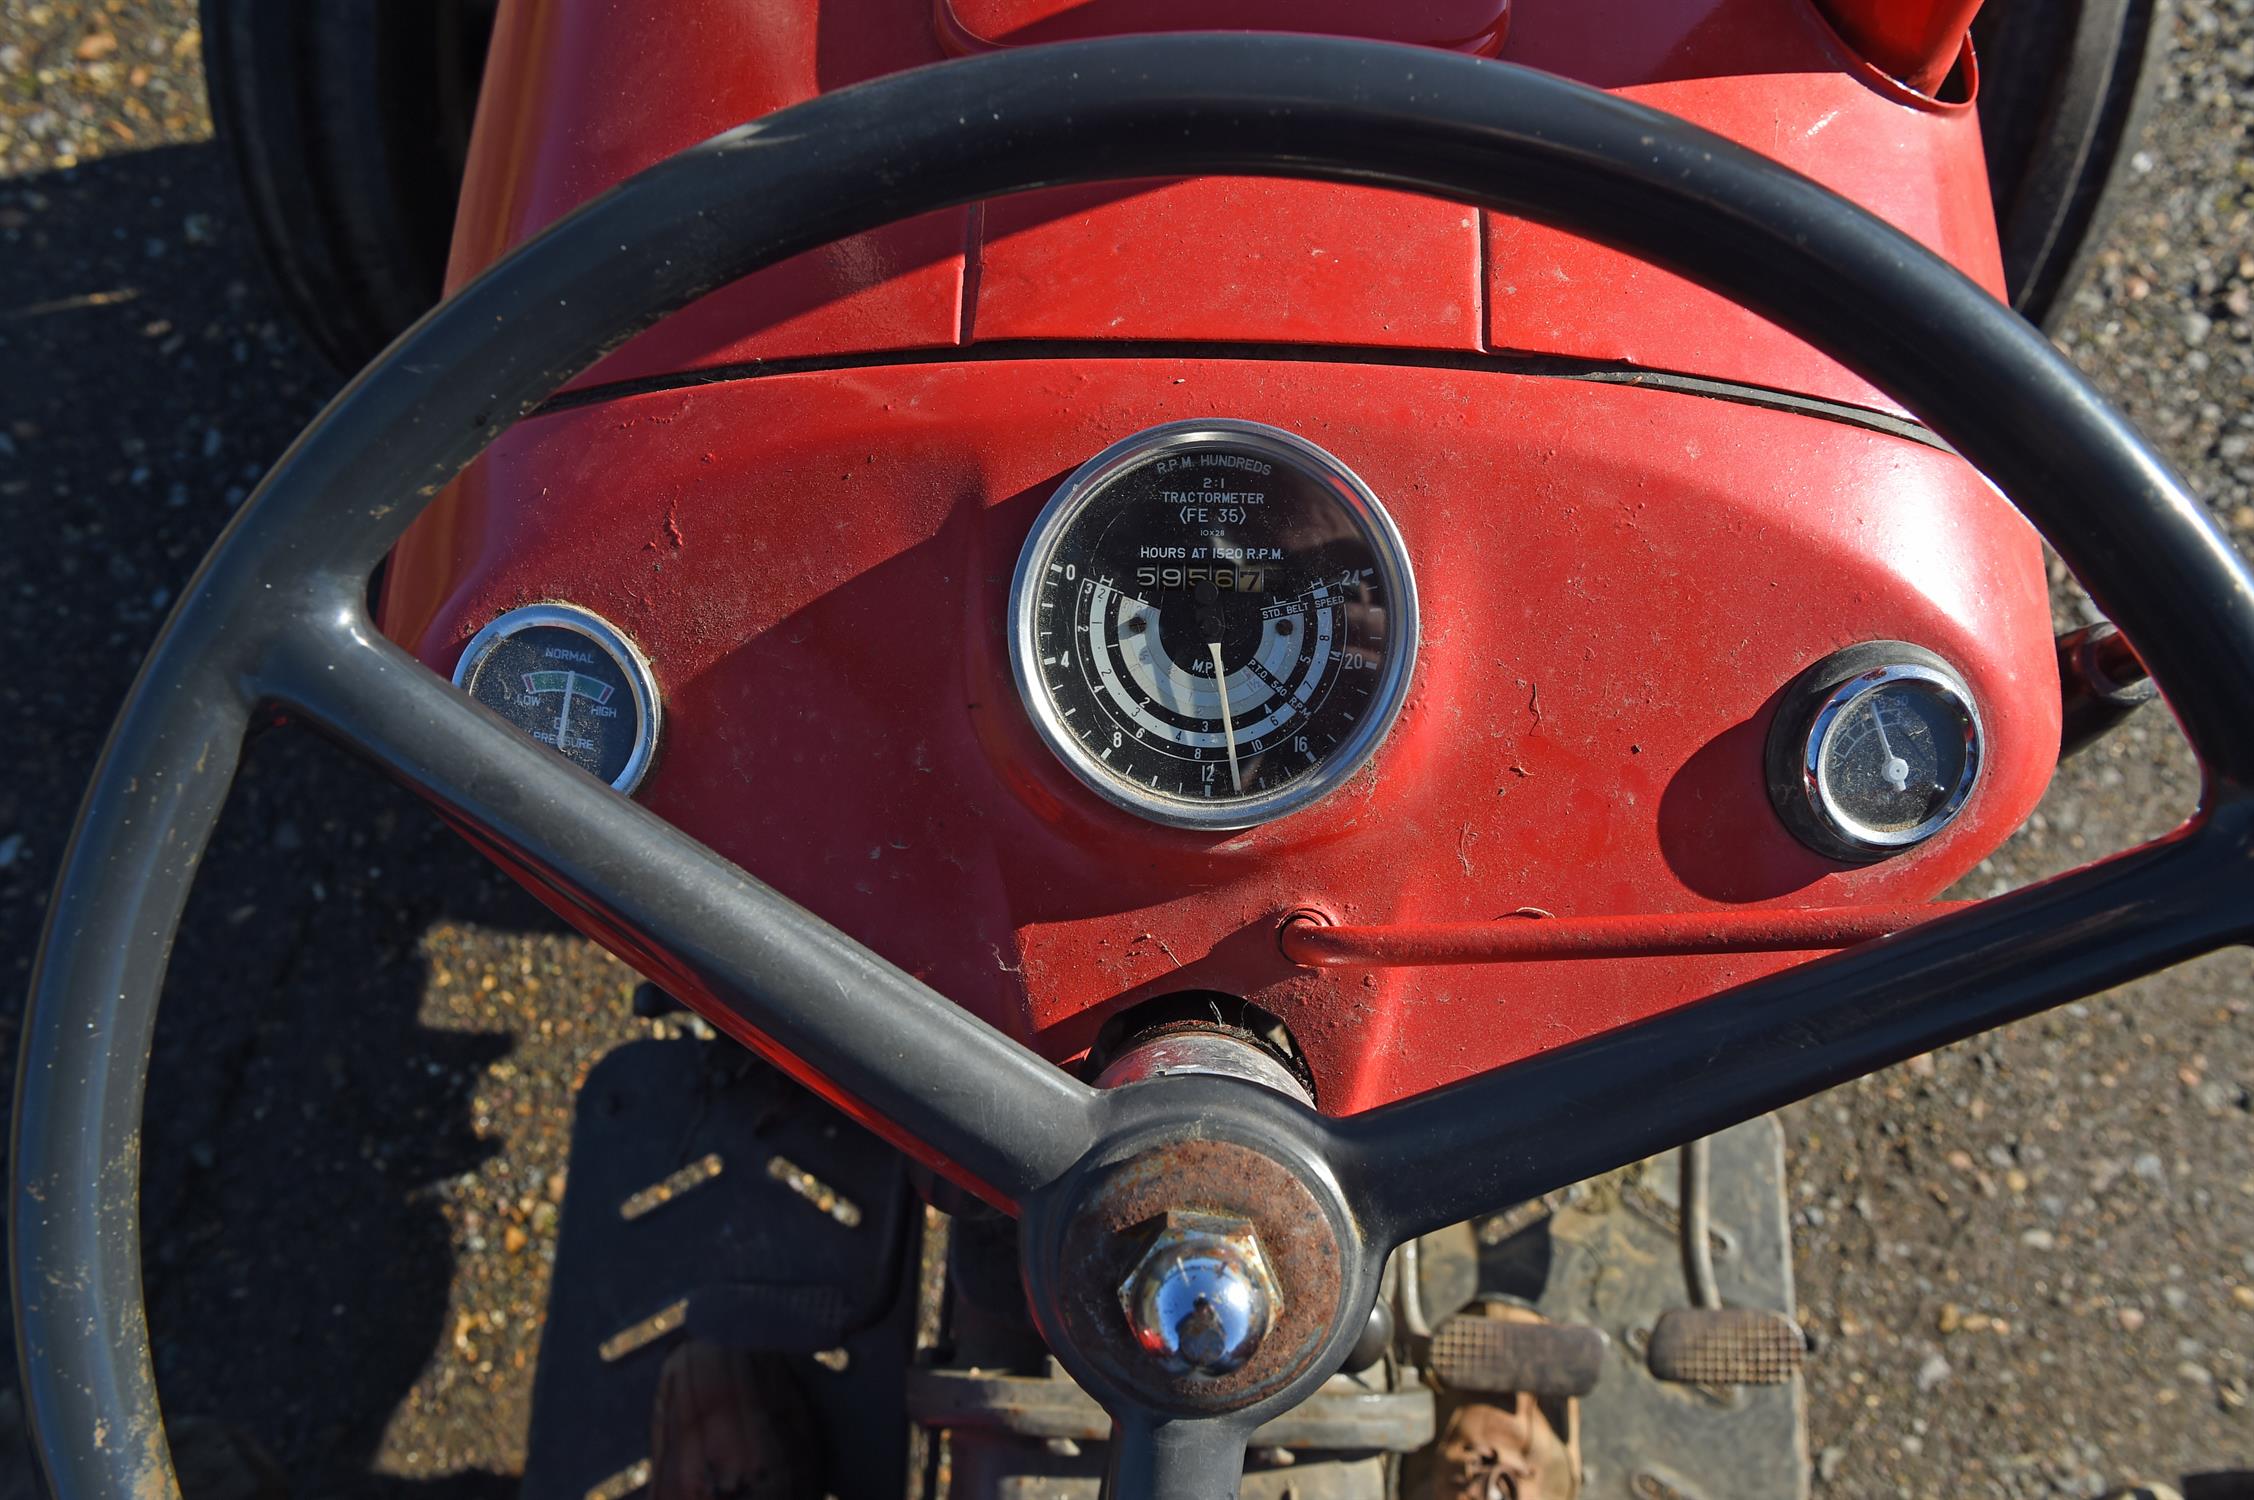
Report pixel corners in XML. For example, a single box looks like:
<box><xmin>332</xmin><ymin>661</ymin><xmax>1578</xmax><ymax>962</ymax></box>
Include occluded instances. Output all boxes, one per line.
<box><xmin>1117</xmin><ymin>1210</ymin><xmax>1284</xmax><ymax>1377</ymax></box>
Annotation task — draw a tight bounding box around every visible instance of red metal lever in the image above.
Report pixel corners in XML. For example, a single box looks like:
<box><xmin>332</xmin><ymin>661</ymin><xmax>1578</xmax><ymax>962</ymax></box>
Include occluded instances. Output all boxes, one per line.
<box><xmin>1278</xmin><ymin>902</ymin><xmax>1976</xmax><ymax>969</ymax></box>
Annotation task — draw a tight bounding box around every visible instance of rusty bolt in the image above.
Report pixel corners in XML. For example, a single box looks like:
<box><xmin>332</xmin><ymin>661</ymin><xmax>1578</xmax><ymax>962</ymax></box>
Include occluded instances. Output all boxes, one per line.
<box><xmin>1117</xmin><ymin>1210</ymin><xmax>1283</xmax><ymax>1377</ymax></box>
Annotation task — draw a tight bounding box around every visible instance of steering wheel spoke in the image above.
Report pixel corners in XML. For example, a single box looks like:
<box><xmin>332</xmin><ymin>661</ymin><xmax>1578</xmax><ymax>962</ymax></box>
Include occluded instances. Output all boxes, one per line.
<box><xmin>1101</xmin><ymin>1413</ymin><xmax>1256</xmax><ymax>1500</ymax></box>
<box><xmin>263</xmin><ymin>608</ymin><xmax>1102</xmax><ymax>1211</ymax></box>
<box><xmin>1338</xmin><ymin>808</ymin><xmax>2254</xmax><ymax>1245</ymax></box>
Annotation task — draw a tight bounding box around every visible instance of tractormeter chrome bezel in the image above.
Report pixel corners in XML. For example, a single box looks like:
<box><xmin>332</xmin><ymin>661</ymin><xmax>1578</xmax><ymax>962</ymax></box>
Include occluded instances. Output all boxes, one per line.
<box><xmin>1008</xmin><ymin>419</ymin><xmax>1419</xmax><ymax>831</ymax></box>
<box><xmin>451</xmin><ymin>602</ymin><xmax>663</xmax><ymax>796</ymax></box>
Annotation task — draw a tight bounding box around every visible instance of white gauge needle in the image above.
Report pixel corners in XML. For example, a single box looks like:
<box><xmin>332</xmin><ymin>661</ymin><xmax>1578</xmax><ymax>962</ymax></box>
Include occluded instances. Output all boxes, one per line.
<box><xmin>1869</xmin><ymin>698</ymin><xmax>1910</xmax><ymax>791</ymax></box>
<box><xmin>1208</xmin><ymin>642</ymin><xmax>1243</xmax><ymax>792</ymax></box>
<box><xmin>555</xmin><ymin>674</ymin><xmax>576</xmax><ymax>752</ymax></box>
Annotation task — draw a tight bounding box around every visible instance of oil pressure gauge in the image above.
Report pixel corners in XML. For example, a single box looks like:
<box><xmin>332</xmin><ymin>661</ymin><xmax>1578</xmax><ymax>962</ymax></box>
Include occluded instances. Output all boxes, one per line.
<box><xmin>1766</xmin><ymin>642</ymin><xmax>1983</xmax><ymax>862</ymax></box>
<box><xmin>1009</xmin><ymin>420</ymin><xmax>1417</xmax><ymax>830</ymax></box>
<box><xmin>452</xmin><ymin>603</ymin><xmax>661</xmax><ymax>794</ymax></box>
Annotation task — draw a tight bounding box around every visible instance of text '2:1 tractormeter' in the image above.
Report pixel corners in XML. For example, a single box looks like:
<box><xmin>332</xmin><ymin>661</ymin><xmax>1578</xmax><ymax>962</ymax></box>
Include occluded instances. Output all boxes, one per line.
<box><xmin>452</xmin><ymin>603</ymin><xmax>662</xmax><ymax>794</ymax></box>
<box><xmin>1009</xmin><ymin>420</ymin><xmax>1418</xmax><ymax>830</ymax></box>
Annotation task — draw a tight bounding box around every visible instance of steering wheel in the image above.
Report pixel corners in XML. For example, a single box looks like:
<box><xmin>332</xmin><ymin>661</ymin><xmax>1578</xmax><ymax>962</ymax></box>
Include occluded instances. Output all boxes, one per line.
<box><xmin>16</xmin><ymin>33</ymin><xmax>2254</xmax><ymax>1500</ymax></box>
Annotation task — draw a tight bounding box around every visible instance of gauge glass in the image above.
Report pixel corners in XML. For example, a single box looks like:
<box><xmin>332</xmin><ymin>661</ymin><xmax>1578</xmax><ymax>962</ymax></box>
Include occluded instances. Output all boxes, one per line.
<box><xmin>452</xmin><ymin>603</ymin><xmax>661</xmax><ymax>794</ymax></box>
<box><xmin>1811</xmin><ymin>666</ymin><xmax>1979</xmax><ymax>850</ymax></box>
<box><xmin>1009</xmin><ymin>421</ymin><xmax>1418</xmax><ymax>829</ymax></box>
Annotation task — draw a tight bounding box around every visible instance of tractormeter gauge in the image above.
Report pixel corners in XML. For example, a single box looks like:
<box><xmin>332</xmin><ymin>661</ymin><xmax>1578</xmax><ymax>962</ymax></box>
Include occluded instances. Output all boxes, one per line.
<box><xmin>452</xmin><ymin>603</ymin><xmax>661</xmax><ymax>795</ymax></box>
<box><xmin>1766</xmin><ymin>643</ymin><xmax>1983</xmax><ymax>862</ymax></box>
<box><xmin>1009</xmin><ymin>420</ymin><xmax>1418</xmax><ymax>830</ymax></box>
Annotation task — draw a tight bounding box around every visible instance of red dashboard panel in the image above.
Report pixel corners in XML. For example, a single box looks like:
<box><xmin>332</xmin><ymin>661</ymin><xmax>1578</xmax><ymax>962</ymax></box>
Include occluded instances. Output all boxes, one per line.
<box><xmin>397</xmin><ymin>0</ymin><xmax>2057</xmax><ymax>1115</ymax></box>
<box><xmin>381</xmin><ymin>359</ymin><xmax>2057</xmax><ymax>1113</ymax></box>
<box><xmin>448</xmin><ymin>0</ymin><xmax>969</xmax><ymax>370</ymax></box>
<box><xmin>935</xmin><ymin>0</ymin><xmax>1512</xmax><ymax>53</ymax></box>
<box><xmin>1487</xmin><ymin>0</ymin><xmax>1998</xmax><ymax>413</ymax></box>
<box><xmin>971</xmin><ymin>182</ymin><xmax>1486</xmax><ymax>350</ymax></box>
<box><xmin>448</xmin><ymin>0</ymin><xmax>2002</xmax><ymax>412</ymax></box>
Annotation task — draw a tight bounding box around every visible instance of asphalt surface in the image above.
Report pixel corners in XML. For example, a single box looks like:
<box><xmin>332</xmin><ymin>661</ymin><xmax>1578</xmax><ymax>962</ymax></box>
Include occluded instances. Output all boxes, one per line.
<box><xmin>0</xmin><ymin>2</ymin><xmax>2250</xmax><ymax>1497</ymax></box>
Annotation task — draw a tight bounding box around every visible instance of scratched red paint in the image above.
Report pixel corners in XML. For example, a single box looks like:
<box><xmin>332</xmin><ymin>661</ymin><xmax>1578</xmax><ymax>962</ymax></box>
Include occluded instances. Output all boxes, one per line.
<box><xmin>382</xmin><ymin>0</ymin><xmax>2054</xmax><ymax>1117</ymax></box>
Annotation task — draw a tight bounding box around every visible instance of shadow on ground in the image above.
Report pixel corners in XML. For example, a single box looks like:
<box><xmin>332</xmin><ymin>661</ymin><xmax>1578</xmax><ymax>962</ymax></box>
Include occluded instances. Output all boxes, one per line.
<box><xmin>1</xmin><ymin>140</ymin><xmax>563</xmax><ymax>1496</ymax></box>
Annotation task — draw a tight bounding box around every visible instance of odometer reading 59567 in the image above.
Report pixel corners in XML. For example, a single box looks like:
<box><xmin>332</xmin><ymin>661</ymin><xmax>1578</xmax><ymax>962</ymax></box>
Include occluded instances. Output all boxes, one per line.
<box><xmin>1008</xmin><ymin>421</ymin><xmax>1418</xmax><ymax>829</ymax></box>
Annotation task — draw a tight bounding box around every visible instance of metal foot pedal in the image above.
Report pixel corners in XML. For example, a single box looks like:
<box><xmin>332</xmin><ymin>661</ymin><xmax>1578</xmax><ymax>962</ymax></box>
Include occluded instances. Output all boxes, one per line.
<box><xmin>1646</xmin><ymin>1306</ymin><xmax>1806</xmax><ymax>1386</ymax></box>
<box><xmin>1429</xmin><ymin>1310</ymin><xmax>1608</xmax><ymax>1398</ymax></box>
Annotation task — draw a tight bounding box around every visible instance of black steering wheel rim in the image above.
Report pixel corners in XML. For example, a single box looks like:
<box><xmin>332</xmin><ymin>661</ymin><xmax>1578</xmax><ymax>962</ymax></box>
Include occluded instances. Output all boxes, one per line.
<box><xmin>16</xmin><ymin>33</ymin><xmax>2254</xmax><ymax>1499</ymax></box>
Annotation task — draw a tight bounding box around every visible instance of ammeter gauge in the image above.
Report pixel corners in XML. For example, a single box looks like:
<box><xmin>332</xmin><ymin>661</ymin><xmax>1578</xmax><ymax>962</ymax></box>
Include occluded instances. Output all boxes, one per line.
<box><xmin>1767</xmin><ymin>642</ymin><xmax>1983</xmax><ymax>861</ymax></box>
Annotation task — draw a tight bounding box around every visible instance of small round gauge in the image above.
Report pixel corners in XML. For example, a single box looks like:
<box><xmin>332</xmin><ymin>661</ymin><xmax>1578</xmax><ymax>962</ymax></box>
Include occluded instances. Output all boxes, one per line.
<box><xmin>1766</xmin><ymin>643</ymin><xmax>1983</xmax><ymax>861</ymax></box>
<box><xmin>1009</xmin><ymin>420</ymin><xmax>1418</xmax><ymax>830</ymax></box>
<box><xmin>452</xmin><ymin>603</ymin><xmax>661</xmax><ymax>794</ymax></box>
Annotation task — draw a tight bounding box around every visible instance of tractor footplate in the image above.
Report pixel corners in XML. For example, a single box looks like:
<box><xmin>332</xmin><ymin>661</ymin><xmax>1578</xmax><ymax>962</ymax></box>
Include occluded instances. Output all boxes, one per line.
<box><xmin>521</xmin><ymin>1038</ymin><xmax>918</xmax><ymax>1500</ymax></box>
<box><xmin>1483</xmin><ymin>1116</ymin><xmax>1809</xmax><ymax>1500</ymax></box>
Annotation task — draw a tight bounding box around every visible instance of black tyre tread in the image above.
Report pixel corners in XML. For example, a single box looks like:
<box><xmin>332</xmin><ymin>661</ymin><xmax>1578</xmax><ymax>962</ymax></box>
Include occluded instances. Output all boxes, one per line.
<box><xmin>200</xmin><ymin>0</ymin><xmax>492</xmax><ymax>372</ymax></box>
<box><xmin>1975</xmin><ymin>0</ymin><xmax>2174</xmax><ymax>330</ymax></box>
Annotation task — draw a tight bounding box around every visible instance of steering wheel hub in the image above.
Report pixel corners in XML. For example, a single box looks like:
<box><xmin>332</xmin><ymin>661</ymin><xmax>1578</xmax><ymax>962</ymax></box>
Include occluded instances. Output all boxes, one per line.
<box><xmin>1043</xmin><ymin>1136</ymin><xmax>1350</xmax><ymax>1416</ymax></box>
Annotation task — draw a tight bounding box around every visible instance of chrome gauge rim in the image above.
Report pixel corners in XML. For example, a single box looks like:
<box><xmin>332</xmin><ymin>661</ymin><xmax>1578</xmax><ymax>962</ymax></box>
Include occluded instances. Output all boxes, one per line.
<box><xmin>452</xmin><ymin>602</ymin><xmax>663</xmax><ymax>795</ymax></box>
<box><xmin>1805</xmin><ymin>661</ymin><xmax>1983</xmax><ymax>854</ymax></box>
<box><xmin>1008</xmin><ymin>420</ymin><xmax>1419</xmax><ymax>831</ymax></box>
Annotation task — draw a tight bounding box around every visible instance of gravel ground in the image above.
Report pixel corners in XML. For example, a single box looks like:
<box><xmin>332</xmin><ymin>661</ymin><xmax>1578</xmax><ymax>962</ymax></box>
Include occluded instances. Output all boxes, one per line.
<box><xmin>0</xmin><ymin>1</ymin><xmax>2250</xmax><ymax>1496</ymax></box>
<box><xmin>1787</xmin><ymin>4</ymin><xmax>2254</xmax><ymax>1493</ymax></box>
<box><xmin>0</xmin><ymin>5</ymin><xmax>644</xmax><ymax>1492</ymax></box>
